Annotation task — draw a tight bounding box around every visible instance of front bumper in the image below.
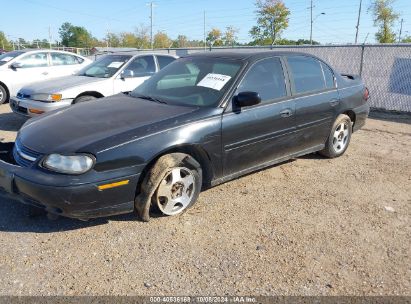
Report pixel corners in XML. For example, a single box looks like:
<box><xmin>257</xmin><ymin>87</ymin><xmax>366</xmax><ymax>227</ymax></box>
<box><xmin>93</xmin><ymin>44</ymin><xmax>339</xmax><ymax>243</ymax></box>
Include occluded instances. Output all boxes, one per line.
<box><xmin>0</xmin><ymin>142</ymin><xmax>140</xmax><ymax>219</ymax></box>
<box><xmin>10</xmin><ymin>96</ymin><xmax>73</xmax><ymax>117</ymax></box>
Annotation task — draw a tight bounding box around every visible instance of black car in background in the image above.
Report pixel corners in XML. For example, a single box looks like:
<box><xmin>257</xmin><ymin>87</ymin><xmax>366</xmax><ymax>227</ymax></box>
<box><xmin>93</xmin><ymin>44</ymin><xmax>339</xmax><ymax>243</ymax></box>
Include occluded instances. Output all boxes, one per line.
<box><xmin>0</xmin><ymin>51</ymin><xmax>369</xmax><ymax>221</ymax></box>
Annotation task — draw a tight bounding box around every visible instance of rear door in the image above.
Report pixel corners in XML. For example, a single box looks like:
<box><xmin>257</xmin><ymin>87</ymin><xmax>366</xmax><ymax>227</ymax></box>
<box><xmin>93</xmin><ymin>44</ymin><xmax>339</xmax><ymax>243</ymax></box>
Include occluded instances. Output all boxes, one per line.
<box><xmin>286</xmin><ymin>55</ymin><xmax>338</xmax><ymax>151</ymax></box>
<box><xmin>49</xmin><ymin>52</ymin><xmax>85</xmax><ymax>77</ymax></box>
<box><xmin>222</xmin><ymin>56</ymin><xmax>296</xmax><ymax>176</ymax></box>
<box><xmin>113</xmin><ymin>55</ymin><xmax>156</xmax><ymax>93</ymax></box>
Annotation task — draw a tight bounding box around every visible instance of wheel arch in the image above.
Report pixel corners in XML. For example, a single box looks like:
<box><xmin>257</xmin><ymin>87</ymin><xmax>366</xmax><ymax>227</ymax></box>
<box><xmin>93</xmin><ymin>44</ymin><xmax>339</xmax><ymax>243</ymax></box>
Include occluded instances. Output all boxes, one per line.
<box><xmin>136</xmin><ymin>144</ymin><xmax>214</xmax><ymax>195</ymax></box>
<box><xmin>342</xmin><ymin>110</ymin><xmax>356</xmax><ymax>128</ymax></box>
<box><xmin>75</xmin><ymin>91</ymin><xmax>104</xmax><ymax>100</ymax></box>
<box><xmin>0</xmin><ymin>81</ymin><xmax>10</xmax><ymax>102</ymax></box>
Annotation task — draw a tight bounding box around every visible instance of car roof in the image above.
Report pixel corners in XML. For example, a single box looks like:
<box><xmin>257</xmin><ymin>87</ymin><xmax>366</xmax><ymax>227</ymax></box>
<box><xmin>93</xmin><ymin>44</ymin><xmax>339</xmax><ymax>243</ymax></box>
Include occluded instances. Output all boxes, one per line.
<box><xmin>10</xmin><ymin>49</ymin><xmax>85</xmax><ymax>56</ymax></box>
<box><xmin>106</xmin><ymin>52</ymin><xmax>177</xmax><ymax>58</ymax></box>
<box><xmin>184</xmin><ymin>50</ymin><xmax>320</xmax><ymax>61</ymax></box>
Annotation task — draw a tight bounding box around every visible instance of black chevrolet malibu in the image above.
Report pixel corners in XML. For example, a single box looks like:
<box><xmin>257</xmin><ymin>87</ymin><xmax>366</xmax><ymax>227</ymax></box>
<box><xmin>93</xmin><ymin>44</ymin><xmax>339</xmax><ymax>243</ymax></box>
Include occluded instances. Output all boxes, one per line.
<box><xmin>0</xmin><ymin>51</ymin><xmax>369</xmax><ymax>221</ymax></box>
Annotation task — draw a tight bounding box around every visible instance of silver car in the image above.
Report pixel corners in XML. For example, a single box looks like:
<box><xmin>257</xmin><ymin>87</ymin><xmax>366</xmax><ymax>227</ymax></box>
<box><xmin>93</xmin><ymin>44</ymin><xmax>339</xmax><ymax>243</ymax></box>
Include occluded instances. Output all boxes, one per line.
<box><xmin>10</xmin><ymin>53</ymin><xmax>176</xmax><ymax>117</ymax></box>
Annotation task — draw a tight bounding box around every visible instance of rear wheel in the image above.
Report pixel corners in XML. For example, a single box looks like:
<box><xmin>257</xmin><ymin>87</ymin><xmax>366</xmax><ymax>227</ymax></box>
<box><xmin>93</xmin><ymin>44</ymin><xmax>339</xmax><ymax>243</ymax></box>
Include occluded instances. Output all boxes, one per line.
<box><xmin>135</xmin><ymin>153</ymin><xmax>202</xmax><ymax>221</ymax></box>
<box><xmin>73</xmin><ymin>95</ymin><xmax>96</xmax><ymax>104</ymax></box>
<box><xmin>319</xmin><ymin>114</ymin><xmax>352</xmax><ymax>158</ymax></box>
<box><xmin>0</xmin><ymin>84</ymin><xmax>8</xmax><ymax>104</ymax></box>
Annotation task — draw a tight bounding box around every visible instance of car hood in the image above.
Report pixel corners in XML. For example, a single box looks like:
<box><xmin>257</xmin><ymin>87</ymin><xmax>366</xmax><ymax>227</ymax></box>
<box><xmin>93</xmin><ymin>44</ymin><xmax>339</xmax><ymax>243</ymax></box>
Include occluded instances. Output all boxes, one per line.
<box><xmin>19</xmin><ymin>94</ymin><xmax>200</xmax><ymax>153</ymax></box>
<box><xmin>19</xmin><ymin>75</ymin><xmax>106</xmax><ymax>94</ymax></box>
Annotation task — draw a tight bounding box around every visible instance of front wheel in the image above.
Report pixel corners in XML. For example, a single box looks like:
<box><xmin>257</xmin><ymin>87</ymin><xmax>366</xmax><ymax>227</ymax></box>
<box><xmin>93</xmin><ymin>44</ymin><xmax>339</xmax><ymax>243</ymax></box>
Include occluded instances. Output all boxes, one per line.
<box><xmin>135</xmin><ymin>153</ymin><xmax>202</xmax><ymax>221</ymax></box>
<box><xmin>319</xmin><ymin>114</ymin><xmax>352</xmax><ymax>158</ymax></box>
<box><xmin>0</xmin><ymin>84</ymin><xmax>8</xmax><ymax>104</ymax></box>
<box><xmin>73</xmin><ymin>95</ymin><xmax>96</xmax><ymax>104</ymax></box>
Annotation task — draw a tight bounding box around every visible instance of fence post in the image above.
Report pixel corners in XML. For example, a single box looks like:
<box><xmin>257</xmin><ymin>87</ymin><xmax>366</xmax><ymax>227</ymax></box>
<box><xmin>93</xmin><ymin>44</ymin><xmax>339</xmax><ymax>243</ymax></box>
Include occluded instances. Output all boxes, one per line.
<box><xmin>359</xmin><ymin>44</ymin><xmax>365</xmax><ymax>76</ymax></box>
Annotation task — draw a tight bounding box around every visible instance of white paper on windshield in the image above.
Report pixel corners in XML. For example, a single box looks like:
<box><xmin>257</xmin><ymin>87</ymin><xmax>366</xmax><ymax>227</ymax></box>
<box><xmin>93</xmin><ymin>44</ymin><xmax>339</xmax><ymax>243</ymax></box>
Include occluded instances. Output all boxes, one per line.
<box><xmin>197</xmin><ymin>73</ymin><xmax>232</xmax><ymax>91</ymax></box>
<box><xmin>0</xmin><ymin>56</ymin><xmax>13</xmax><ymax>62</ymax></box>
<box><xmin>107</xmin><ymin>61</ymin><xmax>124</xmax><ymax>68</ymax></box>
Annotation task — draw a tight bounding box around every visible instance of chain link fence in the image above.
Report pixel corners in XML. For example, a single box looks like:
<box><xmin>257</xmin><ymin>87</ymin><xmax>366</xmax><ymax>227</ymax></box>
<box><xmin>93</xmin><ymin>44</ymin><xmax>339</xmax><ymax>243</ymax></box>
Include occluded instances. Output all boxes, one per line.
<box><xmin>94</xmin><ymin>44</ymin><xmax>411</xmax><ymax>112</ymax></box>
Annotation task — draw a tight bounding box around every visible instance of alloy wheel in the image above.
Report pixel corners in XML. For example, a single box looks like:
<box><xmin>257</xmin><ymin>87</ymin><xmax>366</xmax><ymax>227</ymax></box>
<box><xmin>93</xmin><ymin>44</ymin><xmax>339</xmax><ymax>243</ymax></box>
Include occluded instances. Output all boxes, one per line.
<box><xmin>332</xmin><ymin>121</ymin><xmax>349</xmax><ymax>153</ymax></box>
<box><xmin>155</xmin><ymin>167</ymin><xmax>196</xmax><ymax>215</ymax></box>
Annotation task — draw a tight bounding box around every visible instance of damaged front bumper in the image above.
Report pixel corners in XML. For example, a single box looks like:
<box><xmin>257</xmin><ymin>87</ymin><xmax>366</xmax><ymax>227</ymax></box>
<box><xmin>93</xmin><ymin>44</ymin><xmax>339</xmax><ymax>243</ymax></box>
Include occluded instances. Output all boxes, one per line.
<box><xmin>0</xmin><ymin>142</ymin><xmax>140</xmax><ymax>219</ymax></box>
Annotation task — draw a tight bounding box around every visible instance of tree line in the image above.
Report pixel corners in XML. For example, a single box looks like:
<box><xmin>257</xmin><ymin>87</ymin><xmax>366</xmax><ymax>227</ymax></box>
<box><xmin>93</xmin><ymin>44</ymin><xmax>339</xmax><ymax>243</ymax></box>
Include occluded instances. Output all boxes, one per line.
<box><xmin>1</xmin><ymin>0</ymin><xmax>410</xmax><ymax>51</ymax></box>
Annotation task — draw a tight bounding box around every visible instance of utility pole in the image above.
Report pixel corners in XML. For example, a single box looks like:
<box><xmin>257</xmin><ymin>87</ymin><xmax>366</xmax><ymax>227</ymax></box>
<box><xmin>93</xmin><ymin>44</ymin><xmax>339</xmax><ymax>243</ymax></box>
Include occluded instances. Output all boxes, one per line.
<box><xmin>106</xmin><ymin>25</ymin><xmax>110</xmax><ymax>49</ymax></box>
<box><xmin>310</xmin><ymin>0</ymin><xmax>313</xmax><ymax>45</ymax></box>
<box><xmin>398</xmin><ymin>18</ymin><xmax>404</xmax><ymax>43</ymax></box>
<box><xmin>148</xmin><ymin>1</ymin><xmax>155</xmax><ymax>49</ymax></box>
<box><xmin>355</xmin><ymin>0</ymin><xmax>362</xmax><ymax>44</ymax></box>
<box><xmin>204</xmin><ymin>10</ymin><xmax>206</xmax><ymax>51</ymax></box>
<box><xmin>48</xmin><ymin>25</ymin><xmax>52</xmax><ymax>49</ymax></box>
<box><xmin>271</xmin><ymin>16</ymin><xmax>276</xmax><ymax>46</ymax></box>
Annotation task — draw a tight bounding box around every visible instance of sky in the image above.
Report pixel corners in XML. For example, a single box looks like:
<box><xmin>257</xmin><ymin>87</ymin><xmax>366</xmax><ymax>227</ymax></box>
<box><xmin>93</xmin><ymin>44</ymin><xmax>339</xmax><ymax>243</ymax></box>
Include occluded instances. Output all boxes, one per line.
<box><xmin>1</xmin><ymin>0</ymin><xmax>411</xmax><ymax>45</ymax></box>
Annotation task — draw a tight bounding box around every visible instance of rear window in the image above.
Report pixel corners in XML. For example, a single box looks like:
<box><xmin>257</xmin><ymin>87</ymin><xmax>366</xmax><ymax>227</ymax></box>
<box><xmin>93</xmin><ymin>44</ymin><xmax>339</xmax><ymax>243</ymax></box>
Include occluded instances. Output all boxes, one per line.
<box><xmin>287</xmin><ymin>56</ymin><xmax>326</xmax><ymax>94</ymax></box>
<box><xmin>321</xmin><ymin>62</ymin><xmax>335</xmax><ymax>89</ymax></box>
<box><xmin>157</xmin><ymin>56</ymin><xmax>176</xmax><ymax>69</ymax></box>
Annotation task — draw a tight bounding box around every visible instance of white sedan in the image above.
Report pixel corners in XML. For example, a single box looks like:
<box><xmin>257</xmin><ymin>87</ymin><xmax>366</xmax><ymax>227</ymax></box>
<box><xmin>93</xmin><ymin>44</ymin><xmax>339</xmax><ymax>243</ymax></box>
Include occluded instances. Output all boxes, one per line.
<box><xmin>10</xmin><ymin>53</ymin><xmax>176</xmax><ymax>117</ymax></box>
<box><xmin>0</xmin><ymin>49</ymin><xmax>91</xmax><ymax>104</ymax></box>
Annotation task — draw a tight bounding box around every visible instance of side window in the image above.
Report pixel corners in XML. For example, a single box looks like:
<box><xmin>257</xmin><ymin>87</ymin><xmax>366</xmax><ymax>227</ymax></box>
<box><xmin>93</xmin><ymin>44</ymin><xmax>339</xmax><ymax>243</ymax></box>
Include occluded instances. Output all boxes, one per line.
<box><xmin>16</xmin><ymin>52</ymin><xmax>48</xmax><ymax>68</ymax></box>
<box><xmin>287</xmin><ymin>56</ymin><xmax>326</xmax><ymax>94</ymax></box>
<box><xmin>236</xmin><ymin>57</ymin><xmax>287</xmax><ymax>103</ymax></box>
<box><xmin>157</xmin><ymin>56</ymin><xmax>176</xmax><ymax>69</ymax></box>
<box><xmin>125</xmin><ymin>56</ymin><xmax>156</xmax><ymax>76</ymax></box>
<box><xmin>321</xmin><ymin>62</ymin><xmax>335</xmax><ymax>89</ymax></box>
<box><xmin>50</xmin><ymin>53</ymin><xmax>79</xmax><ymax>66</ymax></box>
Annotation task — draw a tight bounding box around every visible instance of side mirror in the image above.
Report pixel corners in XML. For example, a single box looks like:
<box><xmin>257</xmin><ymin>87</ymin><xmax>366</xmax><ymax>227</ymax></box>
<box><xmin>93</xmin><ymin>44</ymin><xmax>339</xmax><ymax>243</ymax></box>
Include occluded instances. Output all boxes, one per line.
<box><xmin>234</xmin><ymin>91</ymin><xmax>261</xmax><ymax>108</ymax></box>
<box><xmin>10</xmin><ymin>62</ymin><xmax>23</xmax><ymax>69</ymax></box>
<box><xmin>121</xmin><ymin>69</ymin><xmax>134</xmax><ymax>79</ymax></box>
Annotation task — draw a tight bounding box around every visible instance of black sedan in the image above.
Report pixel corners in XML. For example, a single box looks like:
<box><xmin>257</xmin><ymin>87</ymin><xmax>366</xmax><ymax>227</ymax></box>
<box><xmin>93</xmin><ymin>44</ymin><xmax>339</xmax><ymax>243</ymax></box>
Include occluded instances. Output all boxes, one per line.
<box><xmin>0</xmin><ymin>51</ymin><xmax>369</xmax><ymax>221</ymax></box>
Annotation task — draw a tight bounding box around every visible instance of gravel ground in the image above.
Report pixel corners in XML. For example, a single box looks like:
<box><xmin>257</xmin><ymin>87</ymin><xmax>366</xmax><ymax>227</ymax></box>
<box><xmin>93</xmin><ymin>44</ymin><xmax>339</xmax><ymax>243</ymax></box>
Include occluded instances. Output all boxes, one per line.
<box><xmin>0</xmin><ymin>104</ymin><xmax>409</xmax><ymax>296</ymax></box>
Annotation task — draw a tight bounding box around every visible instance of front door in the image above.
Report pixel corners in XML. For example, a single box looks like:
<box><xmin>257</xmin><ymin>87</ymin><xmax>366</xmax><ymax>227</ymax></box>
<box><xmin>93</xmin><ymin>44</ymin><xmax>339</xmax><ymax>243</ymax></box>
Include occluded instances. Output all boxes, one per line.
<box><xmin>8</xmin><ymin>52</ymin><xmax>52</xmax><ymax>95</ymax></box>
<box><xmin>222</xmin><ymin>57</ymin><xmax>296</xmax><ymax>177</ymax></box>
<box><xmin>113</xmin><ymin>55</ymin><xmax>156</xmax><ymax>93</ymax></box>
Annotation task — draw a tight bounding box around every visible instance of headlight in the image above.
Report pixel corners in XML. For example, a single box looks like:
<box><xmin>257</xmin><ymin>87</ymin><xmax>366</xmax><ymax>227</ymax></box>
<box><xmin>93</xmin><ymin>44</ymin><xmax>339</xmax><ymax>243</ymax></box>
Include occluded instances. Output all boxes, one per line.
<box><xmin>31</xmin><ymin>93</ymin><xmax>62</xmax><ymax>102</ymax></box>
<box><xmin>43</xmin><ymin>154</ymin><xmax>94</xmax><ymax>174</ymax></box>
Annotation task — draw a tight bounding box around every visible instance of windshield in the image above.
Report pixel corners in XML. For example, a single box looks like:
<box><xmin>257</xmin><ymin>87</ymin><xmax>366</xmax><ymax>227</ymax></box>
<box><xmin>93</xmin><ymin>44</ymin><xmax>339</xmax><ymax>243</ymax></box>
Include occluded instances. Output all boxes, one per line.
<box><xmin>0</xmin><ymin>51</ymin><xmax>24</xmax><ymax>66</ymax></box>
<box><xmin>130</xmin><ymin>57</ymin><xmax>243</xmax><ymax>107</ymax></box>
<box><xmin>77</xmin><ymin>55</ymin><xmax>132</xmax><ymax>78</ymax></box>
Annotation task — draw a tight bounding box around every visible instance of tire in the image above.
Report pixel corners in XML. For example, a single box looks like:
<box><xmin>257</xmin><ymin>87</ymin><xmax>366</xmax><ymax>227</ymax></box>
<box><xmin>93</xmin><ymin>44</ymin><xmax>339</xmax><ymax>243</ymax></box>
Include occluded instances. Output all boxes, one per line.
<box><xmin>0</xmin><ymin>84</ymin><xmax>8</xmax><ymax>105</ymax></box>
<box><xmin>73</xmin><ymin>95</ymin><xmax>96</xmax><ymax>104</ymax></box>
<box><xmin>319</xmin><ymin>114</ymin><xmax>352</xmax><ymax>158</ymax></box>
<box><xmin>135</xmin><ymin>153</ymin><xmax>202</xmax><ymax>221</ymax></box>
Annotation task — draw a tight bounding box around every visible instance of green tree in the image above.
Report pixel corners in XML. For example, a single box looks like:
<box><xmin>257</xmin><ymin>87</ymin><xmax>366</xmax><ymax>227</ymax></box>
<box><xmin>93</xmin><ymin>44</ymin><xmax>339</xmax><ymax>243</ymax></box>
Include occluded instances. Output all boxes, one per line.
<box><xmin>58</xmin><ymin>22</ymin><xmax>96</xmax><ymax>48</ymax></box>
<box><xmin>153</xmin><ymin>32</ymin><xmax>172</xmax><ymax>48</ymax></box>
<box><xmin>175</xmin><ymin>35</ymin><xmax>188</xmax><ymax>48</ymax></box>
<box><xmin>250</xmin><ymin>0</ymin><xmax>290</xmax><ymax>45</ymax></box>
<box><xmin>402</xmin><ymin>36</ymin><xmax>411</xmax><ymax>43</ymax></box>
<box><xmin>106</xmin><ymin>33</ymin><xmax>121</xmax><ymax>47</ymax></box>
<box><xmin>0</xmin><ymin>31</ymin><xmax>12</xmax><ymax>50</ymax></box>
<box><xmin>223</xmin><ymin>26</ymin><xmax>239</xmax><ymax>46</ymax></box>
<box><xmin>206</xmin><ymin>28</ymin><xmax>223</xmax><ymax>46</ymax></box>
<box><xmin>370</xmin><ymin>0</ymin><xmax>399</xmax><ymax>43</ymax></box>
<box><xmin>120</xmin><ymin>32</ymin><xmax>138</xmax><ymax>47</ymax></box>
<box><xmin>135</xmin><ymin>24</ymin><xmax>151</xmax><ymax>49</ymax></box>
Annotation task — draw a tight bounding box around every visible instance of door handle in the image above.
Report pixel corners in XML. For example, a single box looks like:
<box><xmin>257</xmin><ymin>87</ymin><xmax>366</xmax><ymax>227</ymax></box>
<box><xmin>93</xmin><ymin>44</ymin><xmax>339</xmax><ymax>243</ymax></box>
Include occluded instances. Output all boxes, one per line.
<box><xmin>280</xmin><ymin>109</ymin><xmax>293</xmax><ymax>118</ymax></box>
<box><xmin>330</xmin><ymin>99</ymin><xmax>340</xmax><ymax>106</ymax></box>
<box><xmin>42</xmin><ymin>71</ymin><xmax>49</xmax><ymax>75</ymax></box>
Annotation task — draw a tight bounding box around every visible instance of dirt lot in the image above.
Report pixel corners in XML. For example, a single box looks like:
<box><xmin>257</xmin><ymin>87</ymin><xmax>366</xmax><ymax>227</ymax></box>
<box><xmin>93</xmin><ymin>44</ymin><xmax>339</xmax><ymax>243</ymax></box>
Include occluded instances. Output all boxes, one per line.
<box><xmin>0</xmin><ymin>104</ymin><xmax>409</xmax><ymax>296</ymax></box>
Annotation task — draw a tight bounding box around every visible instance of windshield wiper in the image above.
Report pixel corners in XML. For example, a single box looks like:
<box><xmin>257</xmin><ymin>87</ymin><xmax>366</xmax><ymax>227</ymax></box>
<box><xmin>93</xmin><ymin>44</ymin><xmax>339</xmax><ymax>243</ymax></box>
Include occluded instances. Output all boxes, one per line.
<box><xmin>132</xmin><ymin>94</ymin><xmax>167</xmax><ymax>104</ymax></box>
